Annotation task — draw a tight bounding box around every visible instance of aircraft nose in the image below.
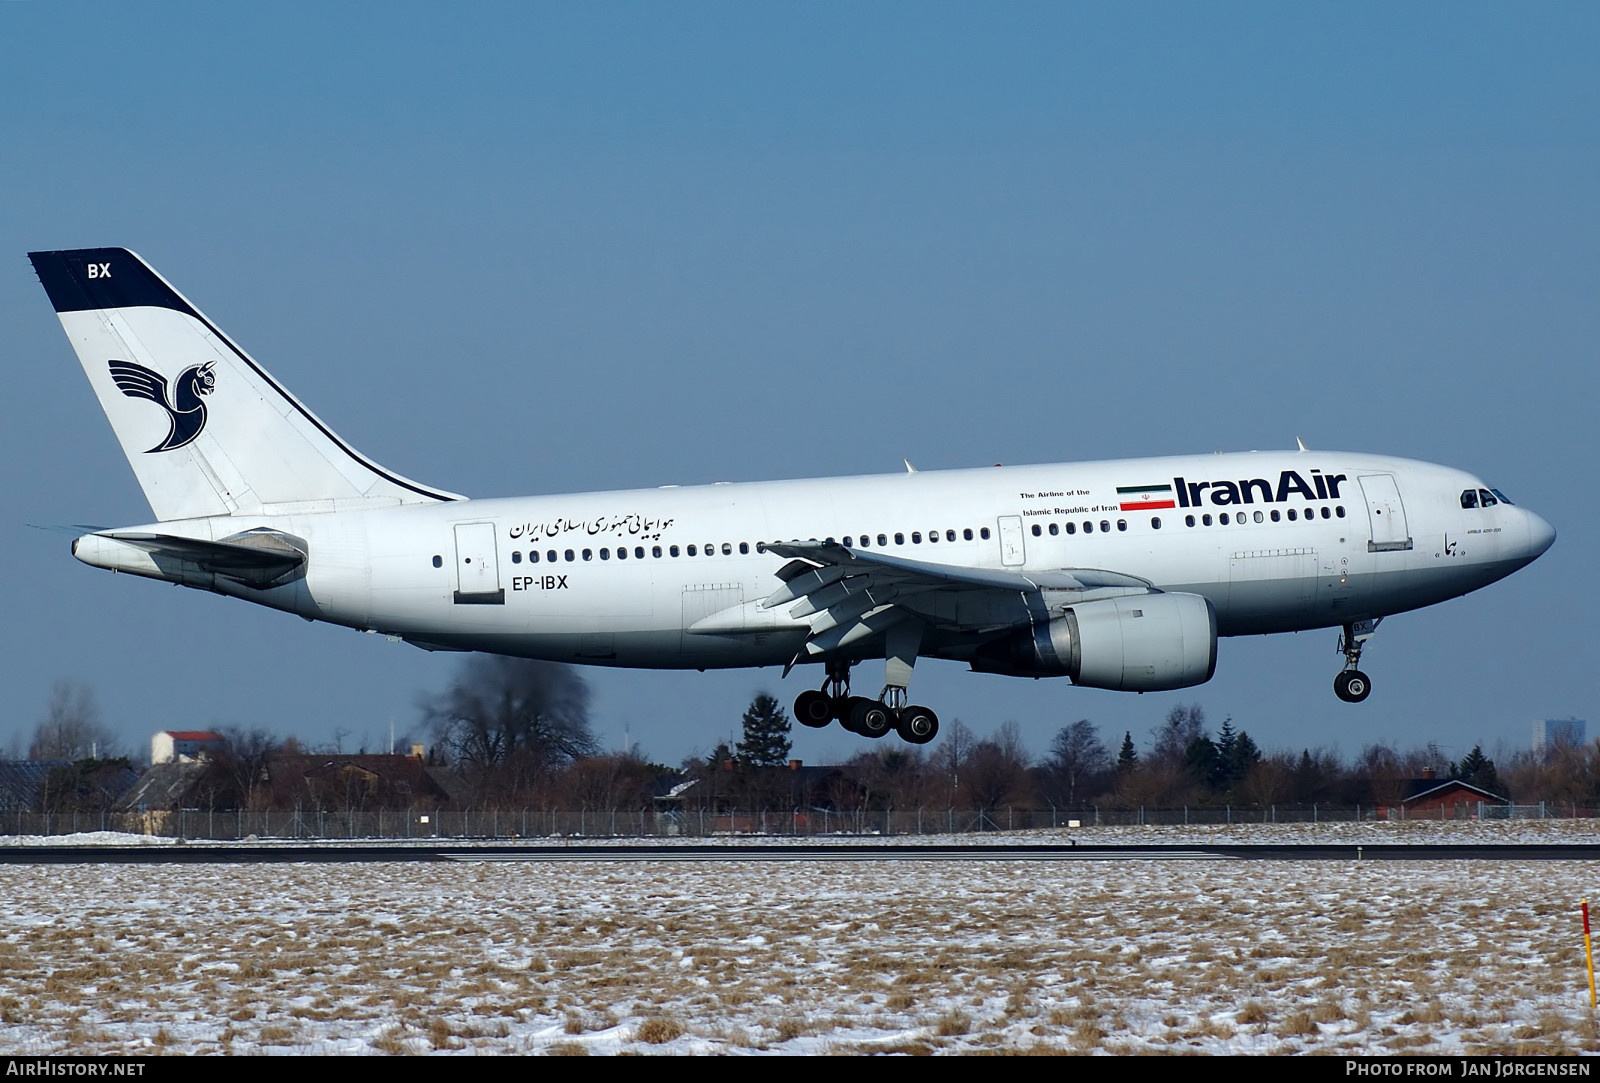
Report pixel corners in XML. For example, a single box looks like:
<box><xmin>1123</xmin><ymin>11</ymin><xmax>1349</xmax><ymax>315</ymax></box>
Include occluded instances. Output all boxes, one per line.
<box><xmin>1523</xmin><ymin>509</ymin><xmax>1556</xmax><ymax>560</ymax></box>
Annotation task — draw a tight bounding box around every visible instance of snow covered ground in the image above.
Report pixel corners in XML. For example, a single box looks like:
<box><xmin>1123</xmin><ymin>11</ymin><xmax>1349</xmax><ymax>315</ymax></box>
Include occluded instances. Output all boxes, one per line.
<box><xmin>3</xmin><ymin>824</ymin><xmax>1599</xmax><ymax>1055</ymax></box>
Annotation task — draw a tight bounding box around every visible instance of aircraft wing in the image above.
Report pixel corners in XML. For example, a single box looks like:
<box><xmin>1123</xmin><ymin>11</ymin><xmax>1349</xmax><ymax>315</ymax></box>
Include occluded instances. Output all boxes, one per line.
<box><xmin>756</xmin><ymin>539</ymin><xmax>1154</xmax><ymax>659</ymax></box>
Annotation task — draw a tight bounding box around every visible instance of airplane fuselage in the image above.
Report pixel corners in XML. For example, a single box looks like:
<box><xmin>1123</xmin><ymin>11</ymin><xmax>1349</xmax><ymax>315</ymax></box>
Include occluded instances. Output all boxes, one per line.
<box><xmin>76</xmin><ymin>449</ymin><xmax>1548</xmax><ymax>673</ymax></box>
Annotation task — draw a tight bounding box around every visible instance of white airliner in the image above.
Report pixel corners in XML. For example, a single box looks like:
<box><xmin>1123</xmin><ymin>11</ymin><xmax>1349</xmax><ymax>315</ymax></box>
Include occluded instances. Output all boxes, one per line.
<box><xmin>30</xmin><ymin>248</ymin><xmax>1556</xmax><ymax>744</ymax></box>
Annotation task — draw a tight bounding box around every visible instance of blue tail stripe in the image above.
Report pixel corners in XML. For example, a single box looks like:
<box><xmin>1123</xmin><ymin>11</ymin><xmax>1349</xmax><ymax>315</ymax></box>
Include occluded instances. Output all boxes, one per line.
<box><xmin>27</xmin><ymin>249</ymin><xmax>198</xmax><ymax>317</ymax></box>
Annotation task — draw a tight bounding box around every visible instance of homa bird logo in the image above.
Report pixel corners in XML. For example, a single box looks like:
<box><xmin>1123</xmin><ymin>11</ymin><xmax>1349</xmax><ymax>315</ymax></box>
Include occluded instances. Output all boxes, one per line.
<box><xmin>107</xmin><ymin>359</ymin><xmax>217</xmax><ymax>452</ymax></box>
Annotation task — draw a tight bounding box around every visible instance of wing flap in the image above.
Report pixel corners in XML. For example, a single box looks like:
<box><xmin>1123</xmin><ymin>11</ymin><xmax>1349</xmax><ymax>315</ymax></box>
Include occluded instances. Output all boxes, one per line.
<box><xmin>755</xmin><ymin>539</ymin><xmax>1157</xmax><ymax>659</ymax></box>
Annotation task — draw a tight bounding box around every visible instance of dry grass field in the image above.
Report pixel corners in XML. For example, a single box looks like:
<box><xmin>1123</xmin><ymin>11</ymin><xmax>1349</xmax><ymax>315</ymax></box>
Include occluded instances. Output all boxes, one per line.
<box><xmin>2</xmin><ymin>829</ymin><xmax>1599</xmax><ymax>1055</ymax></box>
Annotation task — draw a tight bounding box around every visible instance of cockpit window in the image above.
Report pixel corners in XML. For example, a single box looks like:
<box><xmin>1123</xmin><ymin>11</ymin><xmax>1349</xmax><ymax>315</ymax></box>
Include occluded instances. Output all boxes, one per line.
<box><xmin>1460</xmin><ymin>489</ymin><xmax>1478</xmax><ymax>509</ymax></box>
<box><xmin>1478</xmin><ymin>489</ymin><xmax>1498</xmax><ymax>508</ymax></box>
<box><xmin>1491</xmin><ymin>488</ymin><xmax>1514</xmax><ymax>506</ymax></box>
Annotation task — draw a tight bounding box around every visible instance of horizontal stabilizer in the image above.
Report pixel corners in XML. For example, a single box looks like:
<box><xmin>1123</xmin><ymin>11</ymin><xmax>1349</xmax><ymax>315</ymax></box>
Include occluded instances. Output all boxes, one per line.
<box><xmin>77</xmin><ymin>528</ymin><xmax>307</xmax><ymax>589</ymax></box>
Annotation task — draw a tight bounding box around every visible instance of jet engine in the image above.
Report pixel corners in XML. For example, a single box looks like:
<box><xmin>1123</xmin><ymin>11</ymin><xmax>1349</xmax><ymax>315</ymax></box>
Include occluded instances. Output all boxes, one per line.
<box><xmin>971</xmin><ymin>592</ymin><xmax>1217</xmax><ymax>691</ymax></box>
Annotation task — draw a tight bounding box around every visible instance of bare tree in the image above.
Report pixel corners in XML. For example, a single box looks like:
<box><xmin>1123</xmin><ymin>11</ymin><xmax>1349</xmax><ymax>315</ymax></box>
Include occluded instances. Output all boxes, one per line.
<box><xmin>424</xmin><ymin>656</ymin><xmax>596</xmax><ymax>805</ymax></box>
<box><xmin>29</xmin><ymin>679</ymin><xmax>119</xmax><ymax>760</ymax></box>
<box><xmin>1150</xmin><ymin>703</ymin><xmax>1206</xmax><ymax>770</ymax></box>
<box><xmin>1042</xmin><ymin>719</ymin><xmax>1111</xmax><ymax>807</ymax></box>
<box><xmin>201</xmin><ymin>726</ymin><xmax>283</xmax><ymax>810</ymax></box>
<box><xmin>963</xmin><ymin>721</ymin><xmax>1034</xmax><ymax>815</ymax></box>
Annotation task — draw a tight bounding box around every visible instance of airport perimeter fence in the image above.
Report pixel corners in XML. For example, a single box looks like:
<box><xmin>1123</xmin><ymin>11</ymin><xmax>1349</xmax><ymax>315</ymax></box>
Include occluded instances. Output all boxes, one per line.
<box><xmin>0</xmin><ymin>801</ymin><xmax>1572</xmax><ymax>841</ymax></box>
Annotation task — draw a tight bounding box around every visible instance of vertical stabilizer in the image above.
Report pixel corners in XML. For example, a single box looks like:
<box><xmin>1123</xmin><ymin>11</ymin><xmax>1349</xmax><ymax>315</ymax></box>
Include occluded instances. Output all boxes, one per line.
<box><xmin>29</xmin><ymin>248</ymin><xmax>461</xmax><ymax>521</ymax></box>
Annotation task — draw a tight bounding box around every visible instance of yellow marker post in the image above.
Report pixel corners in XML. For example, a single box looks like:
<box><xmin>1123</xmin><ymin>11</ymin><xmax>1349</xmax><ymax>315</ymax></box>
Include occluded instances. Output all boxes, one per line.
<box><xmin>1584</xmin><ymin>899</ymin><xmax>1596</xmax><ymax>1010</ymax></box>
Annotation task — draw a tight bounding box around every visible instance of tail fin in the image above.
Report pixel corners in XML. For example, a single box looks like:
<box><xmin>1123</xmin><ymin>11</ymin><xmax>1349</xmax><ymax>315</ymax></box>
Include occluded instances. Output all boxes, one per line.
<box><xmin>28</xmin><ymin>248</ymin><xmax>461</xmax><ymax>522</ymax></box>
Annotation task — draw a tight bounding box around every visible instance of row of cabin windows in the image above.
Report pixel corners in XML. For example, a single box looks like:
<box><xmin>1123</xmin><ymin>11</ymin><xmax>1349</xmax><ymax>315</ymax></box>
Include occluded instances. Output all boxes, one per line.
<box><xmin>512</xmin><ymin>541</ymin><xmax>753</xmax><ymax>564</ymax></box>
<box><xmin>455</xmin><ymin>507</ymin><xmax>1353</xmax><ymax>568</ymax></box>
<box><xmin>1185</xmin><ymin>505</ymin><xmax>1346</xmax><ymax>527</ymax></box>
<box><xmin>849</xmin><ymin>527</ymin><xmax>988</xmax><ymax>547</ymax></box>
<box><xmin>504</xmin><ymin>525</ymin><xmax>1003</xmax><ymax>564</ymax></box>
<box><xmin>1032</xmin><ymin>519</ymin><xmax>1130</xmax><ymax>536</ymax></box>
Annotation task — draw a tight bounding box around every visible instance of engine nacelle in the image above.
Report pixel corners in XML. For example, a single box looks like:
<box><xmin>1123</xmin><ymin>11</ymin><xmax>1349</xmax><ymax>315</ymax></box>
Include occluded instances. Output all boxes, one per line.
<box><xmin>971</xmin><ymin>592</ymin><xmax>1217</xmax><ymax>691</ymax></box>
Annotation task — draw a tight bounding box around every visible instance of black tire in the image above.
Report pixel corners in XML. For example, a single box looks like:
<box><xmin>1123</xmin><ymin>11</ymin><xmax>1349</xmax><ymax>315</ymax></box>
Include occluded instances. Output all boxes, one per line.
<box><xmin>897</xmin><ymin>706</ymin><xmax>939</xmax><ymax>745</ymax></box>
<box><xmin>795</xmin><ymin>689</ymin><xmax>834</xmax><ymax>728</ymax></box>
<box><xmin>848</xmin><ymin>697</ymin><xmax>893</xmax><ymax>739</ymax></box>
<box><xmin>1335</xmin><ymin>670</ymin><xmax>1372</xmax><ymax>703</ymax></box>
<box><xmin>838</xmin><ymin>696</ymin><xmax>868</xmax><ymax>735</ymax></box>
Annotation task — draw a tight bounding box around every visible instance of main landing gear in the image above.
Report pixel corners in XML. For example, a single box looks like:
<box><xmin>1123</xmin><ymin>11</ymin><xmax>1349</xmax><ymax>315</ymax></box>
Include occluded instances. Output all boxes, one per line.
<box><xmin>793</xmin><ymin>660</ymin><xmax>940</xmax><ymax>745</ymax></box>
<box><xmin>1334</xmin><ymin>618</ymin><xmax>1380</xmax><ymax>703</ymax></box>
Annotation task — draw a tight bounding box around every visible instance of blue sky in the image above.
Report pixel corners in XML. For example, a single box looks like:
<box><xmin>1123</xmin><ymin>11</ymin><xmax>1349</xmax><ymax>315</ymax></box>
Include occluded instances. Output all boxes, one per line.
<box><xmin>2</xmin><ymin>3</ymin><xmax>1593</xmax><ymax>768</ymax></box>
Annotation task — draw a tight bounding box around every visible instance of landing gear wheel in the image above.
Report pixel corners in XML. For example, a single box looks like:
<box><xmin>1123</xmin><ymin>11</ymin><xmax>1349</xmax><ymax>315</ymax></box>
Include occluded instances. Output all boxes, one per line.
<box><xmin>846</xmin><ymin>697</ymin><xmax>893</xmax><ymax>739</ymax></box>
<box><xmin>897</xmin><ymin>706</ymin><xmax>939</xmax><ymax>745</ymax></box>
<box><xmin>794</xmin><ymin>689</ymin><xmax>834</xmax><ymax>729</ymax></box>
<box><xmin>1334</xmin><ymin>670</ymin><xmax>1371</xmax><ymax>703</ymax></box>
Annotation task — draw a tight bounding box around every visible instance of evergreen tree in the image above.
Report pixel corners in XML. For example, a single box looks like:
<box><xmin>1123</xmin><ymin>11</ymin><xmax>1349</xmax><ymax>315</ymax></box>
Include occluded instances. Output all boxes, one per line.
<box><xmin>736</xmin><ymin>693</ymin><xmax>792</xmax><ymax>768</ymax></box>
<box><xmin>1455</xmin><ymin>744</ymin><xmax>1501</xmax><ymax>793</ymax></box>
<box><xmin>1184</xmin><ymin>735</ymin><xmax>1220</xmax><ymax>790</ymax></box>
<box><xmin>1228</xmin><ymin>731</ymin><xmax>1262</xmax><ymax>784</ymax></box>
<box><xmin>1117</xmin><ymin>731</ymin><xmax>1139</xmax><ymax>772</ymax></box>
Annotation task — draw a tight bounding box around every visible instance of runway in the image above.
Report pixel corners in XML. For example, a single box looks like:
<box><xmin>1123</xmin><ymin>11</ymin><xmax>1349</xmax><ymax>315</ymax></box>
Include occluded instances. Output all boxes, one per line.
<box><xmin>5</xmin><ymin>841</ymin><xmax>1600</xmax><ymax>863</ymax></box>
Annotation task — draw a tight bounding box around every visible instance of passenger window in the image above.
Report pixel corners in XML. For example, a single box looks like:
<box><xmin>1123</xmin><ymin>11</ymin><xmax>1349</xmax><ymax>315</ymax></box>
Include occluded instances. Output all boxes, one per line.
<box><xmin>600</xmin><ymin>548</ymin><xmax>610</xmax><ymax>560</ymax></box>
<box><xmin>1185</xmin><ymin>515</ymin><xmax>1195</xmax><ymax>527</ymax></box>
<box><xmin>432</xmin><ymin>555</ymin><xmax>442</xmax><ymax>568</ymax></box>
<box><xmin>1335</xmin><ymin>507</ymin><xmax>1345</xmax><ymax>518</ymax></box>
<box><xmin>1270</xmin><ymin>510</ymin><xmax>1280</xmax><ymax>522</ymax></box>
<box><xmin>583</xmin><ymin>549</ymin><xmax>593</xmax><ymax>561</ymax></box>
<box><xmin>1202</xmin><ymin>514</ymin><xmax>1213</xmax><ymax>526</ymax></box>
<box><xmin>670</xmin><ymin>545</ymin><xmax>680</xmax><ymax>557</ymax></box>
<box><xmin>722</xmin><ymin>543</ymin><xmax>733</xmax><ymax>555</ymax></box>
<box><xmin>1287</xmin><ymin>509</ymin><xmax>1298</xmax><ymax>521</ymax></box>
<box><xmin>652</xmin><ymin>546</ymin><xmax>662</xmax><ymax>558</ymax></box>
<box><xmin>1220</xmin><ymin>513</ymin><xmax>1230</xmax><ymax>525</ymax></box>
<box><xmin>1030</xmin><ymin>524</ymin><xmax>1041</xmax><ymax>537</ymax></box>
<box><xmin>1049</xmin><ymin>522</ymin><xmax>1059</xmax><ymax>536</ymax></box>
<box><xmin>878</xmin><ymin>534</ymin><xmax>888</xmax><ymax>547</ymax></box>
<box><xmin>1253</xmin><ymin>511</ymin><xmax>1263</xmax><ymax>523</ymax></box>
<box><xmin>1066</xmin><ymin>522</ymin><xmax>1077</xmax><ymax>534</ymax></box>
<box><xmin>1151</xmin><ymin>517</ymin><xmax>1162</xmax><ymax>529</ymax></box>
<box><xmin>1083</xmin><ymin>521</ymin><xmax>1094</xmax><ymax>534</ymax></box>
<box><xmin>895</xmin><ymin>533</ymin><xmax>905</xmax><ymax>545</ymax></box>
<box><xmin>963</xmin><ymin>528</ymin><xmax>973</xmax><ymax>541</ymax></box>
<box><xmin>980</xmin><ymin>527</ymin><xmax>991</xmax><ymax>540</ymax></box>
<box><xmin>1116</xmin><ymin>520</ymin><xmax>1126</xmax><ymax>532</ymax></box>
<box><xmin>1101</xmin><ymin>520</ymin><xmax>1110</xmax><ymax>533</ymax></box>
<box><xmin>739</xmin><ymin>542</ymin><xmax>749</xmax><ymax>554</ymax></box>
<box><xmin>928</xmin><ymin>530</ymin><xmax>939</xmax><ymax>543</ymax></box>
<box><xmin>530</xmin><ymin>551</ymin><xmax>541</xmax><ymax>563</ymax></box>
<box><xmin>946</xmin><ymin>529</ymin><xmax>956</xmax><ymax>542</ymax></box>
<box><xmin>512</xmin><ymin>551</ymin><xmax>522</xmax><ymax>564</ymax></box>
<box><xmin>564</xmin><ymin>549</ymin><xmax>575</xmax><ymax>562</ymax></box>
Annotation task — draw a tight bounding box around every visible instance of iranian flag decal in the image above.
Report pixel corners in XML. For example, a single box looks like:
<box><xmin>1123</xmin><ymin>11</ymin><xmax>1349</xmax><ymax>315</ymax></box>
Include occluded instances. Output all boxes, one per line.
<box><xmin>1117</xmin><ymin>483</ymin><xmax>1176</xmax><ymax>511</ymax></box>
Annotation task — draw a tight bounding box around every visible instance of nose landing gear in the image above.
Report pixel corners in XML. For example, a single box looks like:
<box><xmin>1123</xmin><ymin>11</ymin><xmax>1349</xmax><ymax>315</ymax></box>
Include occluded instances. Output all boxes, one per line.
<box><xmin>1334</xmin><ymin>618</ymin><xmax>1380</xmax><ymax>703</ymax></box>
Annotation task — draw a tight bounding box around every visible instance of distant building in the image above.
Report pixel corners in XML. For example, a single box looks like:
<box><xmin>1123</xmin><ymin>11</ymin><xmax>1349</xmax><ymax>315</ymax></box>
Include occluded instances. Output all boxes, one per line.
<box><xmin>151</xmin><ymin>730</ymin><xmax>226</xmax><ymax>764</ymax></box>
<box><xmin>1533</xmin><ymin>718</ymin><xmax>1586</xmax><ymax>757</ymax></box>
